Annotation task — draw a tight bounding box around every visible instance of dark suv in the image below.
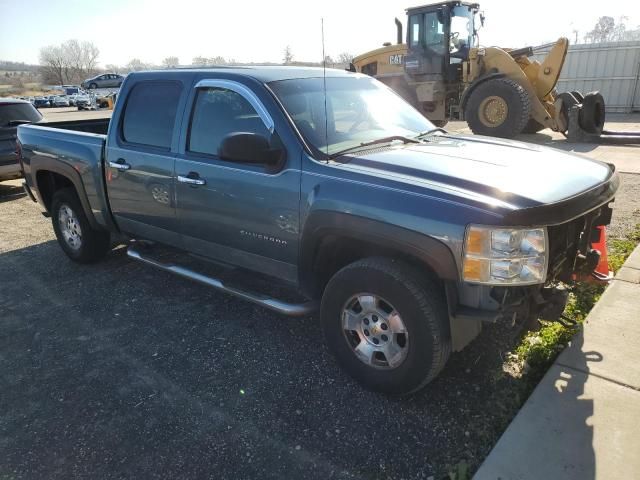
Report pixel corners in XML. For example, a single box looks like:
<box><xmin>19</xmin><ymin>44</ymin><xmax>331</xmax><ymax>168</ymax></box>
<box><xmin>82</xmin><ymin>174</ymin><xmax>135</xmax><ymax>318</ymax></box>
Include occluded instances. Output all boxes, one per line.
<box><xmin>0</xmin><ymin>98</ymin><xmax>42</xmax><ymax>181</ymax></box>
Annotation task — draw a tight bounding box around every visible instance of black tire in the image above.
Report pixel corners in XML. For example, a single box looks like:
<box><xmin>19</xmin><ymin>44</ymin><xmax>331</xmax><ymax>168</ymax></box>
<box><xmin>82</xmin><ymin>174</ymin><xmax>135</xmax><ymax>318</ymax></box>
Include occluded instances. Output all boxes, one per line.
<box><xmin>89</xmin><ymin>83</ymin><xmax>98</xmax><ymax>89</ymax></box>
<box><xmin>579</xmin><ymin>92</ymin><xmax>606</xmax><ymax>135</ymax></box>
<box><xmin>51</xmin><ymin>188</ymin><xmax>111</xmax><ymax>263</ymax></box>
<box><xmin>432</xmin><ymin>119</ymin><xmax>449</xmax><ymax>128</ymax></box>
<box><xmin>465</xmin><ymin>78</ymin><xmax>530</xmax><ymax>138</ymax></box>
<box><xmin>521</xmin><ymin>118</ymin><xmax>546</xmax><ymax>134</ymax></box>
<box><xmin>321</xmin><ymin>257</ymin><xmax>451</xmax><ymax>395</ymax></box>
<box><xmin>556</xmin><ymin>92</ymin><xmax>580</xmax><ymax>133</ymax></box>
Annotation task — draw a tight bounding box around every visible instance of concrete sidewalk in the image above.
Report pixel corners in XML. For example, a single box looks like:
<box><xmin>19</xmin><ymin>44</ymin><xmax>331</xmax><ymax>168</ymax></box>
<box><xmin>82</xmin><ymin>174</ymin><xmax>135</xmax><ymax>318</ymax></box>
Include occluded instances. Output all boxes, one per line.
<box><xmin>474</xmin><ymin>245</ymin><xmax>640</xmax><ymax>480</ymax></box>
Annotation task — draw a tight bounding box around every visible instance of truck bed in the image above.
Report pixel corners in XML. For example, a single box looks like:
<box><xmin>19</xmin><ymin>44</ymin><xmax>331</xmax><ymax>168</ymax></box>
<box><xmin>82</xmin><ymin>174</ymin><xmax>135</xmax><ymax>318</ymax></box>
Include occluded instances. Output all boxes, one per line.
<box><xmin>18</xmin><ymin>118</ymin><xmax>113</xmax><ymax>230</ymax></box>
<box><xmin>40</xmin><ymin>117</ymin><xmax>110</xmax><ymax>135</ymax></box>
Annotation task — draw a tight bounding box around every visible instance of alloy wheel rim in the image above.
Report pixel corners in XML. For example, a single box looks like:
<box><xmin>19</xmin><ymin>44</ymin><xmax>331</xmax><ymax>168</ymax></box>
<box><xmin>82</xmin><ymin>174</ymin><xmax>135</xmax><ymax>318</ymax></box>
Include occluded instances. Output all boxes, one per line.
<box><xmin>341</xmin><ymin>293</ymin><xmax>409</xmax><ymax>369</ymax></box>
<box><xmin>478</xmin><ymin>95</ymin><xmax>509</xmax><ymax>127</ymax></box>
<box><xmin>58</xmin><ymin>204</ymin><xmax>83</xmax><ymax>251</ymax></box>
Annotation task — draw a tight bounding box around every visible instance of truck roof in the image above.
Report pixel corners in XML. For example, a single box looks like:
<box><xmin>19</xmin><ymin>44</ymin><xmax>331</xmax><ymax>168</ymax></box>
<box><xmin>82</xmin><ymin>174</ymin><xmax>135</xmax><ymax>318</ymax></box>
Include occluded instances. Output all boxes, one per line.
<box><xmin>128</xmin><ymin>66</ymin><xmax>355</xmax><ymax>83</ymax></box>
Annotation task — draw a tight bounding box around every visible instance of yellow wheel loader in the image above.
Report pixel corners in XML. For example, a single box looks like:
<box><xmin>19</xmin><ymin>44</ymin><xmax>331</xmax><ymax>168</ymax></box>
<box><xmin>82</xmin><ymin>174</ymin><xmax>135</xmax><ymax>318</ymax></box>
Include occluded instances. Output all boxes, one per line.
<box><xmin>350</xmin><ymin>1</ymin><xmax>607</xmax><ymax>139</ymax></box>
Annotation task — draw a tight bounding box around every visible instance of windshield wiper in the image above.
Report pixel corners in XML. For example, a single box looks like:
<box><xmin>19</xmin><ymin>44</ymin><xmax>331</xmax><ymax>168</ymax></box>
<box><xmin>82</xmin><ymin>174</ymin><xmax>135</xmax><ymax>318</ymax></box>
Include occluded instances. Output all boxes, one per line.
<box><xmin>329</xmin><ymin>135</ymin><xmax>420</xmax><ymax>159</ymax></box>
<box><xmin>415</xmin><ymin>127</ymin><xmax>447</xmax><ymax>139</ymax></box>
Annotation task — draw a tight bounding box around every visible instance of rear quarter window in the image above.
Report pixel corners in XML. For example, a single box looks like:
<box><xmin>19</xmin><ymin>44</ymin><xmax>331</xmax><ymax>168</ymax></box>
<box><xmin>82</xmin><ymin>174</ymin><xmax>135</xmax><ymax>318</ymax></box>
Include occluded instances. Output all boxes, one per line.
<box><xmin>121</xmin><ymin>81</ymin><xmax>182</xmax><ymax>149</ymax></box>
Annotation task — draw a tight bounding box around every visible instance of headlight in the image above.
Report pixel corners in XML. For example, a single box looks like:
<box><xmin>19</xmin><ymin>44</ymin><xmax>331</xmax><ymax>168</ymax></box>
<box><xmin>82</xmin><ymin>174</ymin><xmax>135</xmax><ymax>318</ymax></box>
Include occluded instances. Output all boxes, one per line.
<box><xmin>462</xmin><ymin>225</ymin><xmax>548</xmax><ymax>285</ymax></box>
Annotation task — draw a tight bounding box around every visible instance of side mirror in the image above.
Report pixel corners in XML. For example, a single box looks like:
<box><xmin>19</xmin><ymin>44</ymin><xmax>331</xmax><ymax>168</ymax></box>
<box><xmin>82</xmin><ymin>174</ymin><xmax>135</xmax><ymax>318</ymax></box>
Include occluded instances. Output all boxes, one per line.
<box><xmin>218</xmin><ymin>132</ymin><xmax>282</xmax><ymax>166</ymax></box>
<box><xmin>479</xmin><ymin>12</ymin><xmax>485</xmax><ymax>28</ymax></box>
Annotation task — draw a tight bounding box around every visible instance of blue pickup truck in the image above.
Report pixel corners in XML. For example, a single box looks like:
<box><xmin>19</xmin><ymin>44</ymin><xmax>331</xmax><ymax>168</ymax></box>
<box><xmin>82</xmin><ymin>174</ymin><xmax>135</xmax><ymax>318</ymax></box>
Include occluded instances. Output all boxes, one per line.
<box><xmin>17</xmin><ymin>67</ymin><xmax>618</xmax><ymax>394</ymax></box>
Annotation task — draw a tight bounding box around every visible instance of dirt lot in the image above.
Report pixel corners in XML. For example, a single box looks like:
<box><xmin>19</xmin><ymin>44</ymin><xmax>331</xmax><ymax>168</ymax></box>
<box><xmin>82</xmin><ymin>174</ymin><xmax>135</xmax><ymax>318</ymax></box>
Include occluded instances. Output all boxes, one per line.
<box><xmin>39</xmin><ymin>105</ymin><xmax>112</xmax><ymax>122</ymax></box>
<box><xmin>1</xmin><ymin>112</ymin><xmax>639</xmax><ymax>479</ymax></box>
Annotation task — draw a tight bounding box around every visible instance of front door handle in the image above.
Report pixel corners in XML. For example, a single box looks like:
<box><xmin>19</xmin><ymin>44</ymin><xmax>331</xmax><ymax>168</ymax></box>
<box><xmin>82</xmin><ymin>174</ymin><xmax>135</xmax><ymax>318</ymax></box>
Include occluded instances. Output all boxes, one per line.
<box><xmin>109</xmin><ymin>159</ymin><xmax>131</xmax><ymax>171</ymax></box>
<box><xmin>177</xmin><ymin>172</ymin><xmax>206</xmax><ymax>186</ymax></box>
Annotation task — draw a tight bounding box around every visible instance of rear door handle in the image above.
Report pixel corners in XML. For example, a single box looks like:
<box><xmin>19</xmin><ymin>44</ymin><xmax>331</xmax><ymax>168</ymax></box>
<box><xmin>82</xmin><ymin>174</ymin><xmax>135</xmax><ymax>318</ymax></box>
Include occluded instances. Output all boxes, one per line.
<box><xmin>109</xmin><ymin>159</ymin><xmax>131</xmax><ymax>171</ymax></box>
<box><xmin>177</xmin><ymin>172</ymin><xmax>206</xmax><ymax>186</ymax></box>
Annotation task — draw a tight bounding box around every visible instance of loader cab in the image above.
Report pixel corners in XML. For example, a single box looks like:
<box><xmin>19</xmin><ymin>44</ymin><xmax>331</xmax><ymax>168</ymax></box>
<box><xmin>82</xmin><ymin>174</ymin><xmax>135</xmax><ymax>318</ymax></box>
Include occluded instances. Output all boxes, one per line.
<box><xmin>404</xmin><ymin>1</ymin><xmax>478</xmax><ymax>81</ymax></box>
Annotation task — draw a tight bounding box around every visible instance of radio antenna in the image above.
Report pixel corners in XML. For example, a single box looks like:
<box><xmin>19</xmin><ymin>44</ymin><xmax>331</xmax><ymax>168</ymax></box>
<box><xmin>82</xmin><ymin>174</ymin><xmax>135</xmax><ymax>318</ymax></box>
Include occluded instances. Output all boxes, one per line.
<box><xmin>321</xmin><ymin>17</ymin><xmax>329</xmax><ymax>161</ymax></box>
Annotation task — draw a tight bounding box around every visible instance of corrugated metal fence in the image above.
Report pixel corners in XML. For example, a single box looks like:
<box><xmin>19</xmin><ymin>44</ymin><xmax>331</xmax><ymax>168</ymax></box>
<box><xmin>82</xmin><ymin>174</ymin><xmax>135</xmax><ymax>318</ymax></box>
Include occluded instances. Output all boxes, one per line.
<box><xmin>533</xmin><ymin>41</ymin><xmax>640</xmax><ymax>113</ymax></box>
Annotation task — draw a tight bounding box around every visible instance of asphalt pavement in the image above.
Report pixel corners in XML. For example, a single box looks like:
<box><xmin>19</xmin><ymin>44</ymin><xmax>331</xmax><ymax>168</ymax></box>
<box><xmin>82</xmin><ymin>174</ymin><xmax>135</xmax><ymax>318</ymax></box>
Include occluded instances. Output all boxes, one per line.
<box><xmin>1</xmin><ymin>113</ymin><xmax>639</xmax><ymax>478</ymax></box>
<box><xmin>0</xmin><ymin>180</ymin><xmax>527</xmax><ymax>479</ymax></box>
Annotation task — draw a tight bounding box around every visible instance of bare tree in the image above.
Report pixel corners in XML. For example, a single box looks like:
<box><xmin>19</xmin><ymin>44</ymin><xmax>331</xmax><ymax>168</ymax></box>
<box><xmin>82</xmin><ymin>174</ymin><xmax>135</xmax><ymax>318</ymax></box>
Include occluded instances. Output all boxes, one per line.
<box><xmin>39</xmin><ymin>45</ymin><xmax>67</xmax><ymax>85</ymax></box>
<box><xmin>283</xmin><ymin>45</ymin><xmax>294</xmax><ymax>64</ymax></box>
<box><xmin>126</xmin><ymin>58</ymin><xmax>150</xmax><ymax>72</ymax></box>
<box><xmin>585</xmin><ymin>16</ymin><xmax>616</xmax><ymax>43</ymax></box>
<box><xmin>338</xmin><ymin>52</ymin><xmax>354</xmax><ymax>64</ymax></box>
<box><xmin>105</xmin><ymin>64</ymin><xmax>123</xmax><ymax>74</ymax></box>
<box><xmin>323</xmin><ymin>55</ymin><xmax>335</xmax><ymax>67</ymax></box>
<box><xmin>192</xmin><ymin>56</ymin><xmax>209</xmax><ymax>66</ymax></box>
<box><xmin>38</xmin><ymin>39</ymin><xmax>100</xmax><ymax>84</ymax></box>
<box><xmin>162</xmin><ymin>56</ymin><xmax>180</xmax><ymax>68</ymax></box>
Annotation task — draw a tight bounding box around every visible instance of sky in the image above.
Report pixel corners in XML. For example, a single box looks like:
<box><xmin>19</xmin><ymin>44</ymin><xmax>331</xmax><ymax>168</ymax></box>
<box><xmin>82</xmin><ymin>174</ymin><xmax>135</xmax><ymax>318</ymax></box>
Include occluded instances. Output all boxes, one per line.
<box><xmin>1</xmin><ymin>0</ymin><xmax>640</xmax><ymax>66</ymax></box>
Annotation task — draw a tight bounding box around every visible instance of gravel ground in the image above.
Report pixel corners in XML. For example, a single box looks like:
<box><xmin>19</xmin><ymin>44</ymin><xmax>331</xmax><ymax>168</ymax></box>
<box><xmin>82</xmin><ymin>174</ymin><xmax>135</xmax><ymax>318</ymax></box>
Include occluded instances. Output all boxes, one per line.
<box><xmin>1</xmin><ymin>168</ymin><xmax>639</xmax><ymax>480</ymax></box>
<box><xmin>608</xmin><ymin>173</ymin><xmax>640</xmax><ymax>239</ymax></box>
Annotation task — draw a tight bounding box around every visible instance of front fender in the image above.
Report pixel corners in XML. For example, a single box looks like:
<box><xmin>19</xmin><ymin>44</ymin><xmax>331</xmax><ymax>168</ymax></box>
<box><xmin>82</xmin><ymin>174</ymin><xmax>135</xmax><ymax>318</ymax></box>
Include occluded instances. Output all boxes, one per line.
<box><xmin>299</xmin><ymin>210</ymin><xmax>459</xmax><ymax>295</ymax></box>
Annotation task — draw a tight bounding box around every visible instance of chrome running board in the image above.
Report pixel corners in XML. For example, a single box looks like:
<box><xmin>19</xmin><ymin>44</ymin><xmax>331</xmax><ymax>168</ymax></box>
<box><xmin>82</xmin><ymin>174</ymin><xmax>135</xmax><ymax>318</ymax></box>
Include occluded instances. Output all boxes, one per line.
<box><xmin>127</xmin><ymin>247</ymin><xmax>317</xmax><ymax>317</ymax></box>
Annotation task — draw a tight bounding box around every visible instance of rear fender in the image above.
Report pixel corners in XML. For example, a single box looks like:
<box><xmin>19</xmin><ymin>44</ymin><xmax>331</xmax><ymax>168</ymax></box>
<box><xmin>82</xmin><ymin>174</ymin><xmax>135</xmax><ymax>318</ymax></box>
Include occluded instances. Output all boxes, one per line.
<box><xmin>32</xmin><ymin>157</ymin><xmax>102</xmax><ymax>231</ymax></box>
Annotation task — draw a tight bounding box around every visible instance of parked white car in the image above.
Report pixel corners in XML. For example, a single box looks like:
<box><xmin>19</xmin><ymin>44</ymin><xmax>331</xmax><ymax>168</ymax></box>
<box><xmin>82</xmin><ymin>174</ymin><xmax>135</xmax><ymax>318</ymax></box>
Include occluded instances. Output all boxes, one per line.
<box><xmin>52</xmin><ymin>96</ymin><xmax>70</xmax><ymax>107</ymax></box>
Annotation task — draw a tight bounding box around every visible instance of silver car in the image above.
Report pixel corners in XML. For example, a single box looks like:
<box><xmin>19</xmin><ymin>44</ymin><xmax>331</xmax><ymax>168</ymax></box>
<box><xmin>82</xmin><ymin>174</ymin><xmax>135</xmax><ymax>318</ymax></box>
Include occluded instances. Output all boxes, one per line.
<box><xmin>81</xmin><ymin>73</ymin><xmax>124</xmax><ymax>90</ymax></box>
<box><xmin>52</xmin><ymin>96</ymin><xmax>70</xmax><ymax>107</ymax></box>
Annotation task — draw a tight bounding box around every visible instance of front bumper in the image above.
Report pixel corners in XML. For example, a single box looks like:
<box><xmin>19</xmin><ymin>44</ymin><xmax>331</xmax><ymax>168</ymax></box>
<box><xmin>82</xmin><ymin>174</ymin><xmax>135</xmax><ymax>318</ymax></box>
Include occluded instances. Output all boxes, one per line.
<box><xmin>454</xmin><ymin>200</ymin><xmax>615</xmax><ymax>324</ymax></box>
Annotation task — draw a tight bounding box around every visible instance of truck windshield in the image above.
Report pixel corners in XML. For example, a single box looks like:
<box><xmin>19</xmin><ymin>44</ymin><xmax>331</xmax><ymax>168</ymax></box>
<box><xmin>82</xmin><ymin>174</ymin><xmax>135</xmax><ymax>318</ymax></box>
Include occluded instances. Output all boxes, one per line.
<box><xmin>269</xmin><ymin>76</ymin><xmax>435</xmax><ymax>157</ymax></box>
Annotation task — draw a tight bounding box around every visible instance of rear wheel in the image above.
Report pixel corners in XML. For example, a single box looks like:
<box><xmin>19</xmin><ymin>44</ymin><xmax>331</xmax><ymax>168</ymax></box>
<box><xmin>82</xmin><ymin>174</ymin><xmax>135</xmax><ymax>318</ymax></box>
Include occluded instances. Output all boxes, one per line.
<box><xmin>51</xmin><ymin>188</ymin><xmax>111</xmax><ymax>263</ymax></box>
<box><xmin>321</xmin><ymin>257</ymin><xmax>451</xmax><ymax>395</ymax></box>
<box><xmin>465</xmin><ymin>78</ymin><xmax>530</xmax><ymax>138</ymax></box>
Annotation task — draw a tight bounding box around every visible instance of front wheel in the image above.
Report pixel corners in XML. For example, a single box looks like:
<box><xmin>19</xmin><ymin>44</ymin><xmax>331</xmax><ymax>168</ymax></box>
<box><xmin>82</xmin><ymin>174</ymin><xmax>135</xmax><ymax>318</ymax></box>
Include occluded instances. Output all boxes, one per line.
<box><xmin>465</xmin><ymin>78</ymin><xmax>531</xmax><ymax>138</ymax></box>
<box><xmin>51</xmin><ymin>188</ymin><xmax>111</xmax><ymax>263</ymax></box>
<box><xmin>321</xmin><ymin>257</ymin><xmax>451</xmax><ymax>395</ymax></box>
<box><xmin>89</xmin><ymin>83</ymin><xmax>97</xmax><ymax>89</ymax></box>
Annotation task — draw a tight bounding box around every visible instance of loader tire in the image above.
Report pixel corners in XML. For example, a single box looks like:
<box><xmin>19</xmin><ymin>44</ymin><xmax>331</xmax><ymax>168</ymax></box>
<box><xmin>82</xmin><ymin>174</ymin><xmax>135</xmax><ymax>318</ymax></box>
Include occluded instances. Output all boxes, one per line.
<box><xmin>570</xmin><ymin>91</ymin><xmax>584</xmax><ymax>103</ymax></box>
<box><xmin>465</xmin><ymin>78</ymin><xmax>530</xmax><ymax>138</ymax></box>
<box><xmin>579</xmin><ymin>92</ymin><xmax>605</xmax><ymax>135</ymax></box>
<box><xmin>557</xmin><ymin>92</ymin><xmax>580</xmax><ymax>133</ymax></box>
<box><xmin>521</xmin><ymin>118</ymin><xmax>546</xmax><ymax>134</ymax></box>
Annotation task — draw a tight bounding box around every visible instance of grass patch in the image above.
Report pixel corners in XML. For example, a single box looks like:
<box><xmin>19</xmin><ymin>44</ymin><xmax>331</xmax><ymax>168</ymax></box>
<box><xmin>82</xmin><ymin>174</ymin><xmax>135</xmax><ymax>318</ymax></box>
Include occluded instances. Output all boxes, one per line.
<box><xmin>609</xmin><ymin>226</ymin><xmax>640</xmax><ymax>272</ymax></box>
<box><xmin>459</xmin><ymin>225</ymin><xmax>640</xmax><ymax>478</ymax></box>
<box><xmin>513</xmin><ymin>223</ymin><xmax>640</xmax><ymax>380</ymax></box>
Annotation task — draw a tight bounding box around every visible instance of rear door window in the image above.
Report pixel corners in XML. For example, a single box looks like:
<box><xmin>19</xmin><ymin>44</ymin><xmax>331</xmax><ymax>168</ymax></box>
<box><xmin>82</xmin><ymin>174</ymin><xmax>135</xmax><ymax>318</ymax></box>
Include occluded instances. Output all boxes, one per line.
<box><xmin>121</xmin><ymin>81</ymin><xmax>182</xmax><ymax>149</ymax></box>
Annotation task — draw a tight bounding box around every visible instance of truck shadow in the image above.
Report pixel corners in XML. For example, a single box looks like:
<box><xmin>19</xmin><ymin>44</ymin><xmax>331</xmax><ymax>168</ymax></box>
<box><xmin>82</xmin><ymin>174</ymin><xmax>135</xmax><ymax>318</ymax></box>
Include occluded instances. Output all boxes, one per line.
<box><xmin>0</xmin><ymin>182</ymin><xmax>26</xmax><ymax>203</ymax></box>
<box><xmin>0</xmin><ymin>239</ymin><xmax>574</xmax><ymax>479</ymax></box>
<box><xmin>542</xmin><ymin>330</ymin><xmax>597</xmax><ymax>480</ymax></box>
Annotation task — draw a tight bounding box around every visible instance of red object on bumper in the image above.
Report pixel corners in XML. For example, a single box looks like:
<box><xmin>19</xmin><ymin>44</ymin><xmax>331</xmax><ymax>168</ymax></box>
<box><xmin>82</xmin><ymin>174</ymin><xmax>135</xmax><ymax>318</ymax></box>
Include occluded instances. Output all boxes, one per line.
<box><xmin>590</xmin><ymin>225</ymin><xmax>612</xmax><ymax>282</ymax></box>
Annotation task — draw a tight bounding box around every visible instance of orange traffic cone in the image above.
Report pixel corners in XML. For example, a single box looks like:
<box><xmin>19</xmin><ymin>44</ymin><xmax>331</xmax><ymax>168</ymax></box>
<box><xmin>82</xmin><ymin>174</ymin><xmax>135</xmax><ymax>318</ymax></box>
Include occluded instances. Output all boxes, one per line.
<box><xmin>590</xmin><ymin>225</ymin><xmax>611</xmax><ymax>282</ymax></box>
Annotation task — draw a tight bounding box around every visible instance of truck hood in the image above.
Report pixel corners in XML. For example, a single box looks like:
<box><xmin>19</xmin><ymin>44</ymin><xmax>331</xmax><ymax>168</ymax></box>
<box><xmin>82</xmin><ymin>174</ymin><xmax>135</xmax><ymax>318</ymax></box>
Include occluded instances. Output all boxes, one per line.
<box><xmin>339</xmin><ymin>134</ymin><xmax>614</xmax><ymax>211</ymax></box>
